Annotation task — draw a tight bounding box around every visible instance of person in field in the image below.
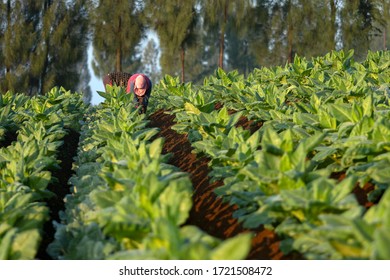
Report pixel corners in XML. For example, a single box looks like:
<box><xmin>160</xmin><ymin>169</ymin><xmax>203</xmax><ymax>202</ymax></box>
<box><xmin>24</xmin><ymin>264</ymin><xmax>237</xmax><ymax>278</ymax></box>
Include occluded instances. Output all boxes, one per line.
<box><xmin>103</xmin><ymin>72</ymin><xmax>152</xmax><ymax>114</ymax></box>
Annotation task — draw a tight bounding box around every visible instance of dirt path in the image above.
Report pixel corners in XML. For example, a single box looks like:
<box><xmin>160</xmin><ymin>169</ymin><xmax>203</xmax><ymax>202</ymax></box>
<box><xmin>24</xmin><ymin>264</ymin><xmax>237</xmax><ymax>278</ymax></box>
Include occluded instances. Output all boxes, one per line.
<box><xmin>148</xmin><ymin>109</ymin><xmax>299</xmax><ymax>260</ymax></box>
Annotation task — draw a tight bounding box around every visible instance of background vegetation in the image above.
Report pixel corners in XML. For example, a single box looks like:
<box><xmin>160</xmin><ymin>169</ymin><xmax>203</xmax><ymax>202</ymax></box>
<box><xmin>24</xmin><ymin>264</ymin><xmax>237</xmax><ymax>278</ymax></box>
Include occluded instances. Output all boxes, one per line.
<box><xmin>1</xmin><ymin>0</ymin><xmax>389</xmax><ymax>102</ymax></box>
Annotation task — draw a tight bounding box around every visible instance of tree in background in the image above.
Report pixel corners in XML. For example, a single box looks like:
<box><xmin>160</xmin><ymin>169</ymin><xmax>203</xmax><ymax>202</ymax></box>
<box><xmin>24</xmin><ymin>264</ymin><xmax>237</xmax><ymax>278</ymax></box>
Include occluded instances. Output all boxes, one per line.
<box><xmin>90</xmin><ymin>0</ymin><xmax>144</xmax><ymax>78</ymax></box>
<box><xmin>140</xmin><ymin>36</ymin><xmax>162</xmax><ymax>83</ymax></box>
<box><xmin>338</xmin><ymin>0</ymin><xmax>384</xmax><ymax>60</ymax></box>
<box><xmin>255</xmin><ymin>0</ymin><xmax>339</xmax><ymax>65</ymax></box>
<box><xmin>0</xmin><ymin>0</ymin><xmax>36</xmax><ymax>93</ymax></box>
<box><xmin>1</xmin><ymin>0</ymin><xmax>388</xmax><ymax>98</ymax></box>
<box><xmin>289</xmin><ymin>0</ymin><xmax>339</xmax><ymax>61</ymax></box>
<box><xmin>0</xmin><ymin>1</ymin><xmax>3</xmax><ymax>80</ymax></box>
<box><xmin>145</xmin><ymin>0</ymin><xmax>387</xmax><ymax>78</ymax></box>
<box><xmin>0</xmin><ymin>0</ymin><xmax>91</xmax><ymax>99</ymax></box>
<box><xmin>364</xmin><ymin>0</ymin><xmax>389</xmax><ymax>51</ymax></box>
<box><xmin>242</xmin><ymin>0</ymin><xmax>293</xmax><ymax>68</ymax></box>
<box><xmin>339</xmin><ymin>0</ymin><xmax>369</xmax><ymax>59</ymax></box>
<box><xmin>225</xmin><ymin>1</ymin><xmax>270</xmax><ymax>74</ymax></box>
<box><xmin>76</xmin><ymin>48</ymin><xmax>93</xmax><ymax>104</ymax></box>
<box><xmin>144</xmin><ymin>0</ymin><xmax>197</xmax><ymax>83</ymax></box>
<box><xmin>202</xmin><ymin>0</ymin><xmax>250</xmax><ymax>70</ymax></box>
<box><xmin>32</xmin><ymin>0</ymin><xmax>91</xmax><ymax>95</ymax></box>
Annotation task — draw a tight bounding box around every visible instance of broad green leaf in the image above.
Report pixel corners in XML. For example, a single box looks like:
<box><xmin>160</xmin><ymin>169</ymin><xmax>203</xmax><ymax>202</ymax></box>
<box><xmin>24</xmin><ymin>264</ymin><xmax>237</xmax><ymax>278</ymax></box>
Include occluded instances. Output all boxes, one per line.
<box><xmin>371</xmin><ymin>120</ymin><xmax>390</xmax><ymax>143</ymax></box>
<box><xmin>362</xmin><ymin>94</ymin><xmax>373</xmax><ymax>118</ymax></box>
<box><xmin>280</xmin><ymin>153</ymin><xmax>293</xmax><ymax>172</ymax></box>
<box><xmin>246</xmin><ymin>130</ymin><xmax>261</xmax><ymax>151</ymax></box>
<box><xmin>331</xmin><ymin>175</ymin><xmax>357</xmax><ymax>203</ymax></box>
<box><xmin>351</xmin><ymin>102</ymin><xmax>363</xmax><ymax>123</ymax></box>
<box><xmin>293</xmin><ymin>112</ymin><xmax>319</xmax><ymax>127</ymax></box>
<box><xmin>92</xmin><ymin>190</ymin><xmax>122</xmax><ymax>209</ymax></box>
<box><xmin>149</xmin><ymin>138</ymin><xmax>163</xmax><ymax>159</ymax></box>
<box><xmin>0</xmin><ymin>229</ymin><xmax>15</xmax><ymax>259</ymax></box>
<box><xmin>262</xmin><ymin>126</ymin><xmax>282</xmax><ymax>148</ymax></box>
<box><xmin>210</xmin><ymin>233</ymin><xmax>252</xmax><ymax>260</ymax></box>
<box><xmin>350</xmin><ymin>116</ymin><xmax>374</xmax><ymax>137</ymax></box>
<box><xmin>10</xmin><ymin>229</ymin><xmax>41</xmax><ymax>260</ymax></box>
<box><xmin>217</xmin><ymin>106</ymin><xmax>229</xmax><ymax>123</ymax></box>
<box><xmin>364</xmin><ymin>188</ymin><xmax>390</xmax><ymax>224</ymax></box>
<box><xmin>373</xmin><ymin>229</ymin><xmax>390</xmax><ymax>259</ymax></box>
<box><xmin>157</xmin><ymin>178</ymin><xmax>192</xmax><ymax>225</ymax></box>
<box><xmin>227</xmin><ymin>111</ymin><xmax>243</xmax><ymax>128</ymax></box>
<box><xmin>302</xmin><ymin>132</ymin><xmax>326</xmax><ymax>153</ymax></box>
<box><xmin>329</xmin><ymin>104</ymin><xmax>354</xmax><ymax>123</ymax></box>
<box><xmin>318</xmin><ymin>108</ymin><xmax>337</xmax><ymax>129</ymax></box>
<box><xmin>184</xmin><ymin>102</ymin><xmax>201</xmax><ymax>115</ymax></box>
<box><xmin>329</xmin><ymin>241</ymin><xmax>364</xmax><ymax>258</ymax></box>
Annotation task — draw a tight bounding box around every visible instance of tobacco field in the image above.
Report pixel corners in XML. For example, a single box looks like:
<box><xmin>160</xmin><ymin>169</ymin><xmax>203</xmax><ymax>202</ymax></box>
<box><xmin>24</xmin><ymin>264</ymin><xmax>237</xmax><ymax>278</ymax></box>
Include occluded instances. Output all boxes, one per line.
<box><xmin>1</xmin><ymin>50</ymin><xmax>390</xmax><ymax>260</ymax></box>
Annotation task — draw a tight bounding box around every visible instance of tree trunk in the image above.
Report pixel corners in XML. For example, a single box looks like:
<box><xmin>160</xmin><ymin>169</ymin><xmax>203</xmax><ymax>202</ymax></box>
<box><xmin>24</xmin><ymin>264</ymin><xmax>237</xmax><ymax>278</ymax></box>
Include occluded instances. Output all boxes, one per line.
<box><xmin>180</xmin><ymin>46</ymin><xmax>185</xmax><ymax>83</ymax></box>
<box><xmin>287</xmin><ymin>0</ymin><xmax>293</xmax><ymax>63</ymax></box>
<box><xmin>5</xmin><ymin>0</ymin><xmax>11</xmax><ymax>75</ymax></box>
<box><xmin>39</xmin><ymin>1</ymin><xmax>52</xmax><ymax>95</ymax></box>
<box><xmin>287</xmin><ymin>21</ymin><xmax>294</xmax><ymax>63</ymax></box>
<box><xmin>39</xmin><ymin>43</ymin><xmax>49</xmax><ymax>95</ymax></box>
<box><xmin>116</xmin><ymin>46</ymin><xmax>122</xmax><ymax>72</ymax></box>
<box><xmin>330</xmin><ymin>0</ymin><xmax>337</xmax><ymax>50</ymax></box>
<box><xmin>219</xmin><ymin>29</ymin><xmax>224</xmax><ymax>69</ymax></box>
<box><xmin>219</xmin><ymin>2</ymin><xmax>228</xmax><ymax>69</ymax></box>
<box><xmin>116</xmin><ymin>17</ymin><xmax>122</xmax><ymax>72</ymax></box>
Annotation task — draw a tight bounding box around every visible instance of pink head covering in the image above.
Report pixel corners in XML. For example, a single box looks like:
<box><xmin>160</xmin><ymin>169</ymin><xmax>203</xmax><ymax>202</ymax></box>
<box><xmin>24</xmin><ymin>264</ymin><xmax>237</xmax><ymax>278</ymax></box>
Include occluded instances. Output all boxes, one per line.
<box><xmin>134</xmin><ymin>75</ymin><xmax>147</xmax><ymax>96</ymax></box>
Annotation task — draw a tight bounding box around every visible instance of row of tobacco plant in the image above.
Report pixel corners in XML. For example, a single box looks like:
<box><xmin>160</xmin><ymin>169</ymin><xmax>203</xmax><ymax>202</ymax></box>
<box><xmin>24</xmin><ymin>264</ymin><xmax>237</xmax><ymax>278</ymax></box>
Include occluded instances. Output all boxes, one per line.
<box><xmin>0</xmin><ymin>88</ymin><xmax>86</xmax><ymax>259</ymax></box>
<box><xmin>150</xmin><ymin>50</ymin><xmax>390</xmax><ymax>259</ymax></box>
<box><xmin>48</xmin><ymin>86</ymin><xmax>251</xmax><ymax>259</ymax></box>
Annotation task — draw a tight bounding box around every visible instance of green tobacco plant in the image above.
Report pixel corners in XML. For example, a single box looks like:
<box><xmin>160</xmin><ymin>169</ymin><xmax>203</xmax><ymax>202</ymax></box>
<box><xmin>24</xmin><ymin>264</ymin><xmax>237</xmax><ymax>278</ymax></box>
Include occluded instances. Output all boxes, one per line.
<box><xmin>204</xmin><ymin>69</ymin><xmax>247</xmax><ymax>111</ymax></box>
<box><xmin>49</xmin><ymin>86</ymin><xmax>252</xmax><ymax>260</ymax></box>
<box><xmin>97</xmin><ymin>85</ymin><xmax>134</xmax><ymax>111</ymax></box>
<box><xmin>163</xmin><ymin>50</ymin><xmax>390</xmax><ymax>260</ymax></box>
<box><xmin>108</xmin><ymin>218</ymin><xmax>252</xmax><ymax>260</ymax></box>
<box><xmin>0</xmin><ymin>191</ymin><xmax>49</xmax><ymax>260</ymax></box>
<box><xmin>0</xmin><ymin>138</ymin><xmax>56</xmax><ymax>197</ymax></box>
<box><xmin>0</xmin><ymin>92</ymin><xmax>30</xmax><ymax>142</ymax></box>
<box><xmin>215</xmin><ymin>126</ymin><xmax>328</xmax><ymax>221</ymax></box>
<box><xmin>193</xmin><ymin>126</ymin><xmax>261</xmax><ymax>180</ymax></box>
<box><xmin>173</xmin><ymin>106</ymin><xmax>243</xmax><ymax>142</ymax></box>
<box><xmin>286</xmin><ymin>187</ymin><xmax>390</xmax><ymax>260</ymax></box>
<box><xmin>88</xmin><ymin>49</ymin><xmax>390</xmax><ymax>260</ymax></box>
<box><xmin>151</xmin><ymin>76</ymin><xmax>217</xmax><ymax>124</ymax></box>
<box><xmin>148</xmin><ymin>75</ymin><xmax>192</xmax><ymax>112</ymax></box>
<box><xmin>0</xmin><ymin>87</ymin><xmax>86</xmax><ymax>259</ymax></box>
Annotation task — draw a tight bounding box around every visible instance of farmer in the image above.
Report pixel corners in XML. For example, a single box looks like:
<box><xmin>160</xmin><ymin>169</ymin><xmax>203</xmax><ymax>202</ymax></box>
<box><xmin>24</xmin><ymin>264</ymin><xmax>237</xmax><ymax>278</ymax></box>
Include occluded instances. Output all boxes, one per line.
<box><xmin>103</xmin><ymin>72</ymin><xmax>152</xmax><ymax>114</ymax></box>
<box><xmin>127</xmin><ymin>73</ymin><xmax>152</xmax><ymax>114</ymax></box>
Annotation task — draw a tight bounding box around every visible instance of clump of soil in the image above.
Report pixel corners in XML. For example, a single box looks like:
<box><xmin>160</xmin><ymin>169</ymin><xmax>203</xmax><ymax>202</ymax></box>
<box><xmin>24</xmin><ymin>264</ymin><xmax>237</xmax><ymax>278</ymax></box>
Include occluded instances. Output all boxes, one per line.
<box><xmin>148</xmin><ymin>109</ymin><xmax>295</xmax><ymax>259</ymax></box>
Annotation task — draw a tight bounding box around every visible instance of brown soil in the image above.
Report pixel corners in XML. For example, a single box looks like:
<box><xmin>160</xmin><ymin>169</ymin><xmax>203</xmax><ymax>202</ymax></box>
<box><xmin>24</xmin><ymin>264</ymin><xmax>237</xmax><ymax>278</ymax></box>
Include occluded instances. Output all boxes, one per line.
<box><xmin>352</xmin><ymin>182</ymin><xmax>376</xmax><ymax>209</ymax></box>
<box><xmin>148</xmin><ymin>109</ymin><xmax>297</xmax><ymax>260</ymax></box>
<box><xmin>331</xmin><ymin>171</ymin><xmax>378</xmax><ymax>209</ymax></box>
